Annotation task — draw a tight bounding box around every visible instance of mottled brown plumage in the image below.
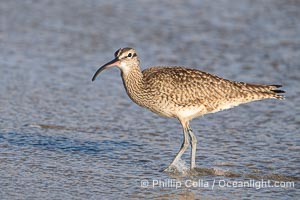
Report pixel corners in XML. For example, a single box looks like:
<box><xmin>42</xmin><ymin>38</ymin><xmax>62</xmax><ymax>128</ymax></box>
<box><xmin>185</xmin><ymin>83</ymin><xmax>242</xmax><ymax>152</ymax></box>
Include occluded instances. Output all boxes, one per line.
<box><xmin>92</xmin><ymin>47</ymin><xmax>284</xmax><ymax>171</ymax></box>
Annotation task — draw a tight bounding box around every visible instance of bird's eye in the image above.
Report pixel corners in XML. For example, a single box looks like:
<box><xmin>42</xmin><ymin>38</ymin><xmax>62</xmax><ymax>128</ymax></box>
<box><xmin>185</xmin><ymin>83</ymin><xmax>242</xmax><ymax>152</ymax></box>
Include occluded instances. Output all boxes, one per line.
<box><xmin>127</xmin><ymin>53</ymin><xmax>132</xmax><ymax>58</ymax></box>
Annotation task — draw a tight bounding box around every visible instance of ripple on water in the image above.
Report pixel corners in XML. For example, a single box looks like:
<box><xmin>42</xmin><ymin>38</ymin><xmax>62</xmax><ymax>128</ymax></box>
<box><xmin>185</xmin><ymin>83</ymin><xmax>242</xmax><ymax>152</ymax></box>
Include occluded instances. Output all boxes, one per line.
<box><xmin>1</xmin><ymin>0</ymin><xmax>300</xmax><ymax>199</ymax></box>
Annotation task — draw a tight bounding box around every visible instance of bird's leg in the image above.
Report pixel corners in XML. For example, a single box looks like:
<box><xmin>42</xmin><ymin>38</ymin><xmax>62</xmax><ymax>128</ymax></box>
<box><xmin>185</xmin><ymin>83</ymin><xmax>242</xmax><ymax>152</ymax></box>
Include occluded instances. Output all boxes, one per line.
<box><xmin>165</xmin><ymin>127</ymin><xmax>189</xmax><ymax>169</ymax></box>
<box><xmin>187</xmin><ymin>127</ymin><xmax>197</xmax><ymax>170</ymax></box>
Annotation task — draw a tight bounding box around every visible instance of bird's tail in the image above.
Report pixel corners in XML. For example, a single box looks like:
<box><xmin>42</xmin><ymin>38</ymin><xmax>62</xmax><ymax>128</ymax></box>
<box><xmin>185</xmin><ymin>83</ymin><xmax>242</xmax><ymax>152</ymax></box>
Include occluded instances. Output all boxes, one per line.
<box><xmin>241</xmin><ymin>83</ymin><xmax>285</xmax><ymax>100</ymax></box>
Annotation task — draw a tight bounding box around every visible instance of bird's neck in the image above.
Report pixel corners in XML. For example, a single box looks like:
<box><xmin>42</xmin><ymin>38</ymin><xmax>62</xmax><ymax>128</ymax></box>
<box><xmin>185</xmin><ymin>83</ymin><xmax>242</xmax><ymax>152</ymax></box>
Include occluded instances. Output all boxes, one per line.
<box><xmin>121</xmin><ymin>67</ymin><xmax>145</xmax><ymax>104</ymax></box>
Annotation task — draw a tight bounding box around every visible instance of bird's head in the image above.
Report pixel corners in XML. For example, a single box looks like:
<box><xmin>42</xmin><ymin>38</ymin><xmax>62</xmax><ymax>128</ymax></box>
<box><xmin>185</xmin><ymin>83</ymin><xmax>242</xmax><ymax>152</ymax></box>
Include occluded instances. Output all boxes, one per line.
<box><xmin>92</xmin><ymin>47</ymin><xmax>139</xmax><ymax>81</ymax></box>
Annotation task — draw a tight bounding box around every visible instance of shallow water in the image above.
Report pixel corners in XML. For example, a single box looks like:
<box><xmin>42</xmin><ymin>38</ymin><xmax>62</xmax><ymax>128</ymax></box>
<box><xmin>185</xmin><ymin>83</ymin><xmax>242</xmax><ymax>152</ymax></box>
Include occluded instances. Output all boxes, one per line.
<box><xmin>1</xmin><ymin>0</ymin><xmax>299</xmax><ymax>199</ymax></box>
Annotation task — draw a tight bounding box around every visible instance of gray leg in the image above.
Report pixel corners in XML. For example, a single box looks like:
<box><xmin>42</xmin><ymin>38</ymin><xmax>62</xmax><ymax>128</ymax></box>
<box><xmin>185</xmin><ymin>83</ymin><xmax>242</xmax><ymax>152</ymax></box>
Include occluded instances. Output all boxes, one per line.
<box><xmin>169</xmin><ymin>127</ymin><xmax>189</xmax><ymax>167</ymax></box>
<box><xmin>187</xmin><ymin>127</ymin><xmax>197</xmax><ymax>169</ymax></box>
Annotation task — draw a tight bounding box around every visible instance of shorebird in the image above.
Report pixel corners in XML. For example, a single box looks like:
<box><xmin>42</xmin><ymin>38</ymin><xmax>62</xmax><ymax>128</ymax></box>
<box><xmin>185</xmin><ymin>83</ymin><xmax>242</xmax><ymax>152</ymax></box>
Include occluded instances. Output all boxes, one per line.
<box><xmin>92</xmin><ymin>47</ymin><xmax>284</xmax><ymax>171</ymax></box>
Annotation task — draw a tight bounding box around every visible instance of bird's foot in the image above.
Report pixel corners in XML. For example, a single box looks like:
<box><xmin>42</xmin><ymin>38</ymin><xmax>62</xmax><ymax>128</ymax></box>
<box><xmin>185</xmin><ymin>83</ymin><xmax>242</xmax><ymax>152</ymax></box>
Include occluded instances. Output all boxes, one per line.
<box><xmin>162</xmin><ymin>165</ymin><xmax>180</xmax><ymax>173</ymax></box>
<box><xmin>188</xmin><ymin>166</ymin><xmax>198</xmax><ymax>175</ymax></box>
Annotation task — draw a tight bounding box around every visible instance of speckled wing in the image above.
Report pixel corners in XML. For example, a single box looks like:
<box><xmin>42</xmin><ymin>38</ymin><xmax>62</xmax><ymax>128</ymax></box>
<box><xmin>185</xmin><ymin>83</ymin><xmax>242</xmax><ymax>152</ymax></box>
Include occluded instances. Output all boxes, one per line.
<box><xmin>142</xmin><ymin>66</ymin><xmax>284</xmax><ymax>113</ymax></box>
<box><xmin>142</xmin><ymin>66</ymin><xmax>232</xmax><ymax>111</ymax></box>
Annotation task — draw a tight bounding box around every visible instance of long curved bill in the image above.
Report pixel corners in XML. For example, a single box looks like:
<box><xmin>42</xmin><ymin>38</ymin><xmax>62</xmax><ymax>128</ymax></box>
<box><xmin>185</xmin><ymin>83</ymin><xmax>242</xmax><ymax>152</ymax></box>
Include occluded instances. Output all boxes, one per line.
<box><xmin>92</xmin><ymin>58</ymin><xmax>120</xmax><ymax>81</ymax></box>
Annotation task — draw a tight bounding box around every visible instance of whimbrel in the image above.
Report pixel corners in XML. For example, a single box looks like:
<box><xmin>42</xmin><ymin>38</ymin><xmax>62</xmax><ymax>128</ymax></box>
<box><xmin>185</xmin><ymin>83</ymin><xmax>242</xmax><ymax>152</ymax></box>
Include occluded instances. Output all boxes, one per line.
<box><xmin>92</xmin><ymin>47</ymin><xmax>284</xmax><ymax>171</ymax></box>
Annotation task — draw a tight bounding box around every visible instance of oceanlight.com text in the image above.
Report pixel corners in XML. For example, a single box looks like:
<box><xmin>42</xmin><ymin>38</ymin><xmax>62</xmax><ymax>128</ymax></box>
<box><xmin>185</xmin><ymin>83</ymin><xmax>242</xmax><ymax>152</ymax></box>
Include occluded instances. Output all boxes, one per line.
<box><xmin>140</xmin><ymin>178</ymin><xmax>295</xmax><ymax>190</ymax></box>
